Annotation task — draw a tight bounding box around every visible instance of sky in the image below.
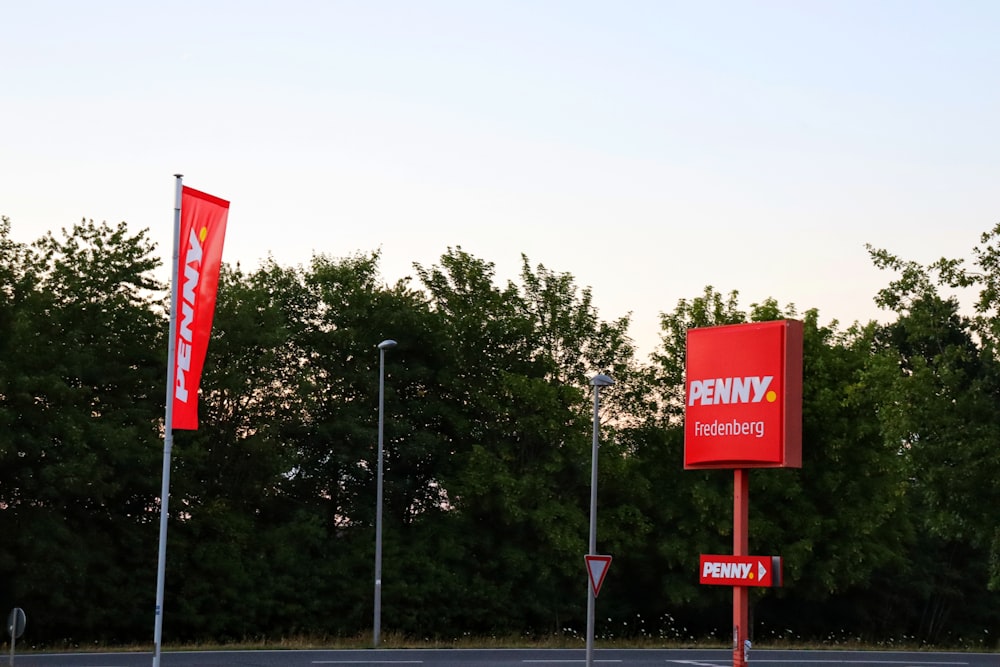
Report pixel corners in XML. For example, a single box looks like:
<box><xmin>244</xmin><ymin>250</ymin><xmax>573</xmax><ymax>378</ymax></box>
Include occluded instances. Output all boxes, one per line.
<box><xmin>2</xmin><ymin>1</ymin><xmax>998</xmax><ymax>358</ymax></box>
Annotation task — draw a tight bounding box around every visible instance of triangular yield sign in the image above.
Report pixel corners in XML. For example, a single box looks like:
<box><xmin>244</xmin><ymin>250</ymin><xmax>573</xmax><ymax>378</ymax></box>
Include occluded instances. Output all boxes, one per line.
<box><xmin>585</xmin><ymin>555</ymin><xmax>613</xmax><ymax>597</ymax></box>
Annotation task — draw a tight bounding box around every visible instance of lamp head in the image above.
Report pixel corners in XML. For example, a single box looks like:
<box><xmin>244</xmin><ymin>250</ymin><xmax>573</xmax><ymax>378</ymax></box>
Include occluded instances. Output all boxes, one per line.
<box><xmin>378</xmin><ymin>339</ymin><xmax>398</xmax><ymax>350</ymax></box>
<box><xmin>590</xmin><ymin>374</ymin><xmax>614</xmax><ymax>387</ymax></box>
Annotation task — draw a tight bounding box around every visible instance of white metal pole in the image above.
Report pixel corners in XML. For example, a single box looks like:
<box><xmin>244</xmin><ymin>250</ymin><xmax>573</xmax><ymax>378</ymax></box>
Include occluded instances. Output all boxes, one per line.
<box><xmin>374</xmin><ymin>345</ymin><xmax>385</xmax><ymax>647</ymax></box>
<box><xmin>153</xmin><ymin>175</ymin><xmax>183</xmax><ymax>667</ymax></box>
<box><xmin>586</xmin><ymin>374</ymin><xmax>612</xmax><ymax>667</ymax></box>
<box><xmin>374</xmin><ymin>339</ymin><xmax>396</xmax><ymax>647</ymax></box>
<box><xmin>586</xmin><ymin>382</ymin><xmax>600</xmax><ymax>667</ymax></box>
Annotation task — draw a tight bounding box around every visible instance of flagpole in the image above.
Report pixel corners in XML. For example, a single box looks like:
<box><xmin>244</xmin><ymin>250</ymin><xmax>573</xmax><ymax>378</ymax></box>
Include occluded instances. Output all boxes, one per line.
<box><xmin>153</xmin><ymin>174</ymin><xmax>183</xmax><ymax>667</ymax></box>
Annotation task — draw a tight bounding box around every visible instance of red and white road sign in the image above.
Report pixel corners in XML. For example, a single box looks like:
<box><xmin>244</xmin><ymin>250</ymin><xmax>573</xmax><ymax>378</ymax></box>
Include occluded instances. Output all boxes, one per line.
<box><xmin>699</xmin><ymin>554</ymin><xmax>782</xmax><ymax>587</ymax></box>
<box><xmin>585</xmin><ymin>555</ymin><xmax>612</xmax><ymax>597</ymax></box>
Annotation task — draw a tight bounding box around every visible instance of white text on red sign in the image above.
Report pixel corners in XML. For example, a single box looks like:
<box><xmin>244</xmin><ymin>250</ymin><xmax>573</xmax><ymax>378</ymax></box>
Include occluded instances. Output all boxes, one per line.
<box><xmin>687</xmin><ymin>376</ymin><xmax>775</xmax><ymax>406</ymax></box>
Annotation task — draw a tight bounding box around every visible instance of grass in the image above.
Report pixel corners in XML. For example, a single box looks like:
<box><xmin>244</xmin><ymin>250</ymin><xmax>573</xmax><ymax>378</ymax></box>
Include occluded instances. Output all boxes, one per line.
<box><xmin>12</xmin><ymin>631</ymin><xmax>999</xmax><ymax>655</ymax></box>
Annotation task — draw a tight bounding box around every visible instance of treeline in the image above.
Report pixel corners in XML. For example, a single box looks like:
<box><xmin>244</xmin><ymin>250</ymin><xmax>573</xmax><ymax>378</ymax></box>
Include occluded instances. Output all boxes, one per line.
<box><xmin>1</xmin><ymin>215</ymin><xmax>999</xmax><ymax>648</ymax></box>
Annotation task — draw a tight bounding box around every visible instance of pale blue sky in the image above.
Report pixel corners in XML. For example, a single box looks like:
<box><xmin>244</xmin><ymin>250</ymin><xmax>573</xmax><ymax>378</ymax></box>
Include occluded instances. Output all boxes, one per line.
<box><xmin>2</xmin><ymin>1</ymin><xmax>997</xmax><ymax>356</ymax></box>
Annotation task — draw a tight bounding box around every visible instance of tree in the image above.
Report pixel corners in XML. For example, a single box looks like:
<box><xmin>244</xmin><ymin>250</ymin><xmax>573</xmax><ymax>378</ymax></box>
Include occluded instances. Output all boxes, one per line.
<box><xmin>636</xmin><ymin>287</ymin><xmax>911</xmax><ymax>640</ymax></box>
<box><xmin>405</xmin><ymin>248</ymin><xmax>639</xmax><ymax>634</ymax></box>
<box><xmin>0</xmin><ymin>220</ymin><xmax>164</xmax><ymax>641</ymax></box>
<box><xmin>860</xmin><ymin>244</ymin><xmax>1000</xmax><ymax>640</ymax></box>
<box><xmin>0</xmin><ymin>216</ymin><xmax>32</xmax><ymax>614</ymax></box>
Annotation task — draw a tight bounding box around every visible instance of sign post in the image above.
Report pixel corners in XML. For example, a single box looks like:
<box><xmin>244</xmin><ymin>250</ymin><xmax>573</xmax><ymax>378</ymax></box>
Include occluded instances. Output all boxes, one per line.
<box><xmin>7</xmin><ymin>608</ymin><xmax>25</xmax><ymax>667</ymax></box>
<box><xmin>585</xmin><ymin>374</ymin><xmax>614</xmax><ymax>667</ymax></box>
<box><xmin>684</xmin><ymin>320</ymin><xmax>802</xmax><ymax>667</ymax></box>
<box><xmin>733</xmin><ymin>469</ymin><xmax>750</xmax><ymax>667</ymax></box>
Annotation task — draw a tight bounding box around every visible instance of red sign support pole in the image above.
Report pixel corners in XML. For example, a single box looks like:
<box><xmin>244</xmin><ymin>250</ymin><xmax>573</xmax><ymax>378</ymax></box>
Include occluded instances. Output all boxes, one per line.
<box><xmin>733</xmin><ymin>469</ymin><xmax>750</xmax><ymax>667</ymax></box>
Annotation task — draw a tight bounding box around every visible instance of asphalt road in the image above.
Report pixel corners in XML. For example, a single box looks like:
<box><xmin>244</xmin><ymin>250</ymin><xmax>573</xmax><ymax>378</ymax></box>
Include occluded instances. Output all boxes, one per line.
<box><xmin>7</xmin><ymin>648</ymin><xmax>999</xmax><ymax>667</ymax></box>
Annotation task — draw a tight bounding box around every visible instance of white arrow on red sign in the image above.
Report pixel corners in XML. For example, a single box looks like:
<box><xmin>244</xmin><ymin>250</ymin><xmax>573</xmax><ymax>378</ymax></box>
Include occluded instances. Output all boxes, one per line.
<box><xmin>585</xmin><ymin>555</ymin><xmax>612</xmax><ymax>597</ymax></box>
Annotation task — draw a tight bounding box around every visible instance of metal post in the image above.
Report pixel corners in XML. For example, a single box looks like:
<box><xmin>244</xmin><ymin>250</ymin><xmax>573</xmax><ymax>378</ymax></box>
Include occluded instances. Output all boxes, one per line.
<box><xmin>153</xmin><ymin>175</ymin><xmax>183</xmax><ymax>667</ymax></box>
<box><xmin>374</xmin><ymin>339</ymin><xmax>396</xmax><ymax>648</ymax></box>
<box><xmin>733</xmin><ymin>469</ymin><xmax>750</xmax><ymax>667</ymax></box>
<box><xmin>586</xmin><ymin>374</ymin><xmax>613</xmax><ymax>667</ymax></box>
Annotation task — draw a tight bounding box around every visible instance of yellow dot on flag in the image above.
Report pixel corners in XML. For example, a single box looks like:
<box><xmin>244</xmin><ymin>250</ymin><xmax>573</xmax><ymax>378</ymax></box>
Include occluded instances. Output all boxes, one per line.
<box><xmin>749</xmin><ymin>572</ymin><xmax>755</xmax><ymax>579</ymax></box>
<box><xmin>199</xmin><ymin>227</ymin><xmax>208</xmax><ymax>243</ymax></box>
<box><xmin>766</xmin><ymin>390</ymin><xmax>777</xmax><ymax>403</ymax></box>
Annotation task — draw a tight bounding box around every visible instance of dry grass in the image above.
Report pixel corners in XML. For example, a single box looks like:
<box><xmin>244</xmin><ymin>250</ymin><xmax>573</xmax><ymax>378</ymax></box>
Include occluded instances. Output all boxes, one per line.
<box><xmin>10</xmin><ymin>630</ymin><xmax>999</xmax><ymax>654</ymax></box>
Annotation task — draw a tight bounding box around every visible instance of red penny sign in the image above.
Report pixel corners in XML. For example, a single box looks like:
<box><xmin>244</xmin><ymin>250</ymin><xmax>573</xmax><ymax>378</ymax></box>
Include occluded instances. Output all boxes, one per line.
<box><xmin>684</xmin><ymin>320</ymin><xmax>803</xmax><ymax>469</ymax></box>
<box><xmin>699</xmin><ymin>554</ymin><xmax>782</xmax><ymax>588</ymax></box>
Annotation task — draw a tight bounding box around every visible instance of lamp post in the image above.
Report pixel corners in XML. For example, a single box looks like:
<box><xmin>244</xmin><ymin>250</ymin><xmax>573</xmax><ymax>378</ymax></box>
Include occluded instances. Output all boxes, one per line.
<box><xmin>373</xmin><ymin>339</ymin><xmax>397</xmax><ymax>648</ymax></box>
<box><xmin>586</xmin><ymin>373</ymin><xmax>614</xmax><ymax>667</ymax></box>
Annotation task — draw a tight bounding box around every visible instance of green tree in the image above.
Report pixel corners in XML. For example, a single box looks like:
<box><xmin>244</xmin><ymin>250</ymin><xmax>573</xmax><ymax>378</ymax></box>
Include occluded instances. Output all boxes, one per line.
<box><xmin>296</xmin><ymin>250</ymin><xmax>449</xmax><ymax>636</ymax></box>
<box><xmin>0</xmin><ymin>216</ymin><xmax>33</xmax><ymax>613</ymax></box>
<box><xmin>160</xmin><ymin>251</ymin><xmax>454</xmax><ymax>640</ymax></box>
<box><xmin>636</xmin><ymin>288</ymin><xmax>910</xmax><ymax>639</ymax></box>
<box><xmin>861</xmin><ymin>244</ymin><xmax>1000</xmax><ymax>640</ymax></box>
<box><xmin>0</xmin><ymin>220</ymin><xmax>164</xmax><ymax>641</ymax></box>
<box><xmin>406</xmin><ymin>248</ymin><xmax>639</xmax><ymax>635</ymax></box>
<box><xmin>163</xmin><ymin>259</ymin><xmax>317</xmax><ymax>639</ymax></box>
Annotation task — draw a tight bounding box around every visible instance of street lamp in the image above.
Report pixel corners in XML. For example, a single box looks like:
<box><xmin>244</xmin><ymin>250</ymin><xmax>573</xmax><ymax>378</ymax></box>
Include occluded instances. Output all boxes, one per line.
<box><xmin>374</xmin><ymin>338</ymin><xmax>397</xmax><ymax>648</ymax></box>
<box><xmin>586</xmin><ymin>373</ymin><xmax>614</xmax><ymax>667</ymax></box>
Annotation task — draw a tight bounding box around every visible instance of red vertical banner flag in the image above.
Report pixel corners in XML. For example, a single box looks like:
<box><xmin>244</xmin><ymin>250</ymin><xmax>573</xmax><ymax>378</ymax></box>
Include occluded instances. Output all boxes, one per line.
<box><xmin>171</xmin><ymin>186</ymin><xmax>229</xmax><ymax>430</ymax></box>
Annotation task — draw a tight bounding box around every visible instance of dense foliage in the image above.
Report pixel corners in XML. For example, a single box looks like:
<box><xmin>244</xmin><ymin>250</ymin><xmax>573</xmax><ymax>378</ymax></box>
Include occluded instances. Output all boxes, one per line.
<box><xmin>1</xmin><ymin>216</ymin><xmax>999</xmax><ymax>648</ymax></box>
